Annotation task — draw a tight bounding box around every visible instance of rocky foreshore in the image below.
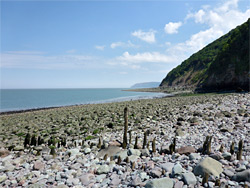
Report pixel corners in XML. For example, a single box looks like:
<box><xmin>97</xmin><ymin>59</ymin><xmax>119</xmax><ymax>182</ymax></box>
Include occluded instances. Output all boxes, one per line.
<box><xmin>0</xmin><ymin>93</ymin><xmax>250</xmax><ymax>187</ymax></box>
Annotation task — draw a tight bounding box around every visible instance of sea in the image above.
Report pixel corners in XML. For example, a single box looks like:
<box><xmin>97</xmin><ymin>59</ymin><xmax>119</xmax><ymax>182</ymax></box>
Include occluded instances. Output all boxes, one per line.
<box><xmin>0</xmin><ymin>88</ymin><xmax>168</xmax><ymax>112</ymax></box>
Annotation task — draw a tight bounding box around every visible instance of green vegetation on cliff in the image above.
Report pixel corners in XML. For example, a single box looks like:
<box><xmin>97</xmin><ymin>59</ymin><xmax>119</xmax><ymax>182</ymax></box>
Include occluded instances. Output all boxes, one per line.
<box><xmin>160</xmin><ymin>19</ymin><xmax>249</xmax><ymax>91</ymax></box>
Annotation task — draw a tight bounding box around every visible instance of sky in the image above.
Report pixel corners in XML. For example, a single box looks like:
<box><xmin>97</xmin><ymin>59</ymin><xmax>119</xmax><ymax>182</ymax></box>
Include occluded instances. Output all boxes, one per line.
<box><xmin>1</xmin><ymin>0</ymin><xmax>250</xmax><ymax>89</ymax></box>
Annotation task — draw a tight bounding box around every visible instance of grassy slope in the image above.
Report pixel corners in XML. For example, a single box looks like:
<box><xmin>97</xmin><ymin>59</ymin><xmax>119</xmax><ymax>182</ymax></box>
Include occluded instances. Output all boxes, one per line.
<box><xmin>160</xmin><ymin>19</ymin><xmax>249</xmax><ymax>91</ymax></box>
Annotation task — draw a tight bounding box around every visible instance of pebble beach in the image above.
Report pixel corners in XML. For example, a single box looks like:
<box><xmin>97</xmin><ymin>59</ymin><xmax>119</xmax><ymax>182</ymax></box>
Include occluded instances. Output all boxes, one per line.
<box><xmin>0</xmin><ymin>92</ymin><xmax>250</xmax><ymax>187</ymax></box>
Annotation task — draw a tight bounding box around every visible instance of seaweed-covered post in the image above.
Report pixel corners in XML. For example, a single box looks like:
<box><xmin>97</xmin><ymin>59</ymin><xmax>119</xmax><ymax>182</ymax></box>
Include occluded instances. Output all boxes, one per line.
<box><xmin>173</xmin><ymin>137</ymin><xmax>176</xmax><ymax>153</ymax></box>
<box><xmin>237</xmin><ymin>140</ymin><xmax>243</xmax><ymax>160</ymax></box>
<box><xmin>230</xmin><ymin>142</ymin><xmax>235</xmax><ymax>155</ymax></box>
<box><xmin>152</xmin><ymin>137</ymin><xmax>156</xmax><ymax>153</ymax></box>
<box><xmin>129</xmin><ymin>130</ymin><xmax>132</xmax><ymax>145</ymax></box>
<box><xmin>134</xmin><ymin>136</ymin><xmax>138</xmax><ymax>149</ymax></box>
<box><xmin>122</xmin><ymin>107</ymin><xmax>128</xmax><ymax>149</ymax></box>
<box><xmin>143</xmin><ymin>131</ymin><xmax>147</xmax><ymax>149</ymax></box>
<box><xmin>207</xmin><ymin>136</ymin><xmax>212</xmax><ymax>154</ymax></box>
<box><xmin>202</xmin><ymin>172</ymin><xmax>209</xmax><ymax>186</ymax></box>
<box><xmin>24</xmin><ymin>133</ymin><xmax>31</xmax><ymax>148</ymax></box>
<box><xmin>97</xmin><ymin>137</ymin><xmax>102</xmax><ymax>149</ymax></box>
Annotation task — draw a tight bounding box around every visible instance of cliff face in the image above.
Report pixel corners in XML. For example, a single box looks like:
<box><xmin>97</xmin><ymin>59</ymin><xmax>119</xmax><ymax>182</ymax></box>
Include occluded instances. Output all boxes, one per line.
<box><xmin>160</xmin><ymin>19</ymin><xmax>249</xmax><ymax>91</ymax></box>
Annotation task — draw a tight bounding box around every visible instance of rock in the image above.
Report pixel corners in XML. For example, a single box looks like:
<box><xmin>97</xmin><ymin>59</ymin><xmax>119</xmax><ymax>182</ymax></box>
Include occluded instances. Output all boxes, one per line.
<box><xmin>172</xmin><ymin>163</ymin><xmax>183</xmax><ymax>175</ymax></box>
<box><xmin>209</xmin><ymin>153</ymin><xmax>223</xmax><ymax>161</ymax></box>
<box><xmin>79</xmin><ymin>173</ymin><xmax>95</xmax><ymax>186</ymax></box>
<box><xmin>131</xmin><ymin>176</ymin><xmax>142</xmax><ymax>186</ymax></box>
<box><xmin>194</xmin><ymin>157</ymin><xmax>223</xmax><ymax>177</ymax></box>
<box><xmin>0</xmin><ymin>175</ymin><xmax>7</xmax><ymax>183</ymax></box>
<box><xmin>223</xmin><ymin>169</ymin><xmax>235</xmax><ymax>177</ymax></box>
<box><xmin>174</xmin><ymin>180</ymin><xmax>184</xmax><ymax>188</ymax></box>
<box><xmin>182</xmin><ymin>172</ymin><xmax>197</xmax><ymax>185</ymax></box>
<box><xmin>114</xmin><ymin>150</ymin><xmax>128</xmax><ymax>161</ymax></box>
<box><xmin>128</xmin><ymin>148</ymin><xmax>141</xmax><ymax>156</ymax></box>
<box><xmin>110</xmin><ymin>178</ymin><xmax>121</xmax><ymax>186</ymax></box>
<box><xmin>28</xmin><ymin>184</ymin><xmax>47</xmax><ymax>188</ymax></box>
<box><xmin>151</xmin><ymin>168</ymin><xmax>162</xmax><ymax>178</ymax></box>
<box><xmin>97</xmin><ymin>165</ymin><xmax>110</xmax><ymax>174</ymax></box>
<box><xmin>139</xmin><ymin>172</ymin><xmax>149</xmax><ymax>180</ymax></box>
<box><xmin>13</xmin><ymin>145</ymin><xmax>24</xmax><ymax>151</ymax></box>
<box><xmin>140</xmin><ymin>149</ymin><xmax>150</xmax><ymax>157</ymax></box>
<box><xmin>189</xmin><ymin>153</ymin><xmax>201</xmax><ymax>160</ymax></box>
<box><xmin>222</xmin><ymin>152</ymin><xmax>231</xmax><ymax>160</ymax></box>
<box><xmin>33</xmin><ymin>161</ymin><xmax>45</xmax><ymax>171</ymax></box>
<box><xmin>161</xmin><ymin>162</ymin><xmax>174</xmax><ymax>173</ymax></box>
<box><xmin>55</xmin><ymin>185</ymin><xmax>69</xmax><ymax>188</ymax></box>
<box><xmin>232</xmin><ymin>169</ymin><xmax>250</xmax><ymax>182</ymax></box>
<box><xmin>0</xmin><ymin>148</ymin><xmax>10</xmax><ymax>158</ymax></box>
<box><xmin>147</xmin><ymin>161</ymin><xmax>155</xmax><ymax>169</ymax></box>
<box><xmin>176</xmin><ymin>146</ymin><xmax>196</xmax><ymax>155</ymax></box>
<box><xmin>97</xmin><ymin>145</ymin><xmax>121</xmax><ymax>158</ymax></box>
<box><xmin>84</xmin><ymin>148</ymin><xmax>91</xmax><ymax>154</ymax></box>
<box><xmin>145</xmin><ymin>177</ymin><xmax>174</xmax><ymax>188</ymax></box>
<box><xmin>236</xmin><ymin>165</ymin><xmax>246</xmax><ymax>172</ymax></box>
<box><xmin>176</xmin><ymin>128</ymin><xmax>185</xmax><ymax>137</ymax></box>
<box><xmin>128</xmin><ymin>155</ymin><xmax>139</xmax><ymax>162</ymax></box>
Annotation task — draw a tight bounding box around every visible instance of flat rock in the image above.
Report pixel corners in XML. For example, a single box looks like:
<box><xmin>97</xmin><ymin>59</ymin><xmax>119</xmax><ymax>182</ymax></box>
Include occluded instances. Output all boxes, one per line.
<box><xmin>194</xmin><ymin>157</ymin><xmax>223</xmax><ymax>177</ymax></box>
<box><xmin>145</xmin><ymin>177</ymin><xmax>174</xmax><ymax>188</ymax></box>
<box><xmin>182</xmin><ymin>172</ymin><xmax>197</xmax><ymax>185</ymax></box>
<box><xmin>97</xmin><ymin>165</ymin><xmax>110</xmax><ymax>174</ymax></box>
<box><xmin>0</xmin><ymin>175</ymin><xmax>7</xmax><ymax>183</ymax></box>
<box><xmin>128</xmin><ymin>148</ymin><xmax>141</xmax><ymax>156</ymax></box>
<box><xmin>172</xmin><ymin>163</ymin><xmax>183</xmax><ymax>175</ymax></box>
<box><xmin>223</xmin><ymin>169</ymin><xmax>235</xmax><ymax>177</ymax></box>
<box><xmin>161</xmin><ymin>162</ymin><xmax>174</xmax><ymax>173</ymax></box>
<box><xmin>189</xmin><ymin>153</ymin><xmax>201</xmax><ymax>160</ymax></box>
<box><xmin>97</xmin><ymin>145</ymin><xmax>121</xmax><ymax>158</ymax></box>
<box><xmin>176</xmin><ymin>146</ymin><xmax>196</xmax><ymax>155</ymax></box>
<box><xmin>232</xmin><ymin>169</ymin><xmax>250</xmax><ymax>182</ymax></box>
<box><xmin>33</xmin><ymin>161</ymin><xmax>45</xmax><ymax>171</ymax></box>
<box><xmin>79</xmin><ymin>173</ymin><xmax>95</xmax><ymax>186</ymax></box>
<box><xmin>0</xmin><ymin>148</ymin><xmax>10</xmax><ymax>158</ymax></box>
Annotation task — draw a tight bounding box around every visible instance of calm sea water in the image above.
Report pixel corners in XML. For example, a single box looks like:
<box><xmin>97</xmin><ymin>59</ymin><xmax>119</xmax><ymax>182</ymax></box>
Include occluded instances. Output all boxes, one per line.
<box><xmin>0</xmin><ymin>88</ymin><xmax>167</xmax><ymax>112</ymax></box>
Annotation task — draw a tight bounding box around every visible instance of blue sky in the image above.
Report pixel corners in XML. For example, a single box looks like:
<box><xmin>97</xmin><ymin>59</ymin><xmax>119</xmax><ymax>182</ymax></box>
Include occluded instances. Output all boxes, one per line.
<box><xmin>1</xmin><ymin>0</ymin><xmax>249</xmax><ymax>88</ymax></box>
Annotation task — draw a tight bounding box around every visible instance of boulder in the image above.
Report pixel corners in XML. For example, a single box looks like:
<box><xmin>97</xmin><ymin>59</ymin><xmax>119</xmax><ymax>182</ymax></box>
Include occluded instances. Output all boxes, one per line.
<box><xmin>145</xmin><ymin>177</ymin><xmax>174</xmax><ymax>188</ymax></box>
<box><xmin>177</xmin><ymin>146</ymin><xmax>196</xmax><ymax>155</ymax></box>
<box><xmin>97</xmin><ymin>165</ymin><xmax>110</xmax><ymax>174</ymax></box>
<box><xmin>193</xmin><ymin>157</ymin><xmax>223</xmax><ymax>177</ymax></box>
<box><xmin>182</xmin><ymin>172</ymin><xmax>197</xmax><ymax>185</ymax></box>
<box><xmin>232</xmin><ymin>169</ymin><xmax>250</xmax><ymax>182</ymax></box>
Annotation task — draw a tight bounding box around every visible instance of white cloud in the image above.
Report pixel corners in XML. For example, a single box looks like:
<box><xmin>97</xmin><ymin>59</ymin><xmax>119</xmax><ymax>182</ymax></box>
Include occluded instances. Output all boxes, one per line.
<box><xmin>1</xmin><ymin>51</ymin><xmax>102</xmax><ymax>69</ymax></box>
<box><xmin>131</xmin><ymin>30</ymin><xmax>156</xmax><ymax>43</ymax></box>
<box><xmin>117</xmin><ymin>51</ymin><xmax>177</xmax><ymax>63</ymax></box>
<box><xmin>110</xmin><ymin>41</ymin><xmax>137</xmax><ymax>49</ymax></box>
<box><xmin>176</xmin><ymin>0</ymin><xmax>250</xmax><ymax>55</ymax></box>
<box><xmin>95</xmin><ymin>45</ymin><xmax>105</xmax><ymax>50</ymax></box>
<box><xmin>164</xmin><ymin>22</ymin><xmax>182</xmax><ymax>34</ymax></box>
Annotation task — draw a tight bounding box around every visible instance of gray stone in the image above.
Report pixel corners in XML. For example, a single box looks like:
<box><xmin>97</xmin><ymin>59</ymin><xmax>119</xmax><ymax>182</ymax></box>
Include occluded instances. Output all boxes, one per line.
<box><xmin>140</xmin><ymin>149</ymin><xmax>150</xmax><ymax>157</ymax></box>
<box><xmin>79</xmin><ymin>173</ymin><xmax>95</xmax><ymax>186</ymax></box>
<box><xmin>189</xmin><ymin>153</ymin><xmax>201</xmax><ymax>160</ymax></box>
<box><xmin>128</xmin><ymin>148</ymin><xmax>141</xmax><ymax>156</ymax></box>
<box><xmin>97</xmin><ymin>145</ymin><xmax>121</xmax><ymax>158</ymax></box>
<box><xmin>131</xmin><ymin>176</ymin><xmax>142</xmax><ymax>186</ymax></box>
<box><xmin>114</xmin><ymin>150</ymin><xmax>128</xmax><ymax>161</ymax></box>
<box><xmin>182</xmin><ymin>172</ymin><xmax>197</xmax><ymax>185</ymax></box>
<box><xmin>0</xmin><ymin>175</ymin><xmax>7</xmax><ymax>183</ymax></box>
<box><xmin>172</xmin><ymin>163</ymin><xmax>183</xmax><ymax>175</ymax></box>
<box><xmin>139</xmin><ymin>172</ymin><xmax>149</xmax><ymax>180</ymax></box>
<box><xmin>97</xmin><ymin>165</ymin><xmax>110</xmax><ymax>174</ymax></box>
<box><xmin>33</xmin><ymin>161</ymin><xmax>45</xmax><ymax>171</ymax></box>
<box><xmin>13</xmin><ymin>145</ymin><xmax>24</xmax><ymax>151</ymax></box>
<box><xmin>84</xmin><ymin>148</ymin><xmax>91</xmax><ymax>154</ymax></box>
<box><xmin>161</xmin><ymin>162</ymin><xmax>175</xmax><ymax>173</ymax></box>
<box><xmin>28</xmin><ymin>184</ymin><xmax>47</xmax><ymax>188</ymax></box>
<box><xmin>128</xmin><ymin>155</ymin><xmax>139</xmax><ymax>162</ymax></box>
<box><xmin>194</xmin><ymin>157</ymin><xmax>223</xmax><ymax>177</ymax></box>
<box><xmin>232</xmin><ymin>169</ymin><xmax>250</xmax><ymax>182</ymax></box>
<box><xmin>223</xmin><ymin>169</ymin><xmax>235</xmax><ymax>177</ymax></box>
<box><xmin>222</xmin><ymin>152</ymin><xmax>231</xmax><ymax>160</ymax></box>
<box><xmin>236</xmin><ymin>165</ymin><xmax>246</xmax><ymax>172</ymax></box>
<box><xmin>145</xmin><ymin>177</ymin><xmax>174</xmax><ymax>188</ymax></box>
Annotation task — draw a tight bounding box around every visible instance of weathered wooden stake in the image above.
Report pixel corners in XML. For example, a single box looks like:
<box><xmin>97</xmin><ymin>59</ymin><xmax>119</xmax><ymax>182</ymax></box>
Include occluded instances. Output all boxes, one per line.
<box><xmin>122</xmin><ymin>107</ymin><xmax>128</xmax><ymax>149</ymax></box>
<box><xmin>143</xmin><ymin>131</ymin><xmax>147</xmax><ymax>149</ymax></box>
<box><xmin>152</xmin><ymin>137</ymin><xmax>156</xmax><ymax>153</ymax></box>
<box><xmin>237</xmin><ymin>140</ymin><xmax>243</xmax><ymax>160</ymax></box>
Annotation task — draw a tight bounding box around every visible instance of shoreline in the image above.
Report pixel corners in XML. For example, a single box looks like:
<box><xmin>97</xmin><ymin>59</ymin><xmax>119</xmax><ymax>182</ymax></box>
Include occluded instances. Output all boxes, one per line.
<box><xmin>0</xmin><ymin>92</ymin><xmax>171</xmax><ymax>115</ymax></box>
